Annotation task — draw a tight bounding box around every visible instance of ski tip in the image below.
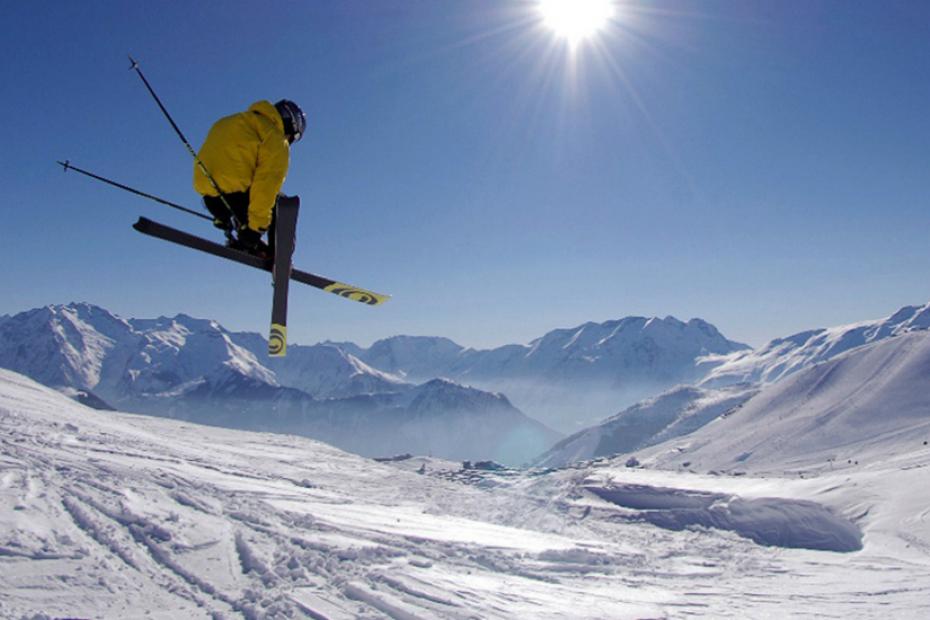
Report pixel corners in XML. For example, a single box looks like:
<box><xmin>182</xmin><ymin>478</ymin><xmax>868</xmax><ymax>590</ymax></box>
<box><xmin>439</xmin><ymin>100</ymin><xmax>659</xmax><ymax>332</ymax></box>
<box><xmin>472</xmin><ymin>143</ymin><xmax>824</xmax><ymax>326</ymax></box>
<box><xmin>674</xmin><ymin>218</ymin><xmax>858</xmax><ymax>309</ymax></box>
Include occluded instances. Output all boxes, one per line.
<box><xmin>269</xmin><ymin>323</ymin><xmax>287</xmax><ymax>357</ymax></box>
<box><xmin>323</xmin><ymin>283</ymin><xmax>390</xmax><ymax>306</ymax></box>
<box><xmin>132</xmin><ymin>217</ymin><xmax>151</xmax><ymax>233</ymax></box>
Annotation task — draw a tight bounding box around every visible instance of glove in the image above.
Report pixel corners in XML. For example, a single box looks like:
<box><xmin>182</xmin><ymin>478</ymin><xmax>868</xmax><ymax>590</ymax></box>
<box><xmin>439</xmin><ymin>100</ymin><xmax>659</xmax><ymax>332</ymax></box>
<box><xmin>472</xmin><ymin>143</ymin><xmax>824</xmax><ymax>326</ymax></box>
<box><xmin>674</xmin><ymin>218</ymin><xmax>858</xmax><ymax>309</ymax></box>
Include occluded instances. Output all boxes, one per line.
<box><xmin>212</xmin><ymin>216</ymin><xmax>232</xmax><ymax>232</ymax></box>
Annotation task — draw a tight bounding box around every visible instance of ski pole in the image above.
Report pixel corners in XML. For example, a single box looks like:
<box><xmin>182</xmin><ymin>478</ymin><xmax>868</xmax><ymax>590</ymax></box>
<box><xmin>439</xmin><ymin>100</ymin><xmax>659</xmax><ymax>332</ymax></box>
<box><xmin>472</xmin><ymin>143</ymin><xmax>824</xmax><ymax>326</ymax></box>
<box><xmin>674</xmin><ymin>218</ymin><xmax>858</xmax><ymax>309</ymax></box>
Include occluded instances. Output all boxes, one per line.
<box><xmin>58</xmin><ymin>160</ymin><xmax>212</xmax><ymax>222</ymax></box>
<box><xmin>127</xmin><ymin>55</ymin><xmax>240</xmax><ymax>228</ymax></box>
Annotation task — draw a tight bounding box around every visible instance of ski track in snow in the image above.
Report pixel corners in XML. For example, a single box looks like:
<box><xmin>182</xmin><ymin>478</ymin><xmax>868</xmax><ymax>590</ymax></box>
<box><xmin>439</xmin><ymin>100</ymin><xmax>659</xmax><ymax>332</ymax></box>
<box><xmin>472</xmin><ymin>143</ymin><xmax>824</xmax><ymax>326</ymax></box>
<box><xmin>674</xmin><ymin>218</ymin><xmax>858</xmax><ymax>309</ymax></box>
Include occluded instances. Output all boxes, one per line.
<box><xmin>2</xmin><ymin>369</ymin><xmax>930</xmax><ymax>619</ymax></box>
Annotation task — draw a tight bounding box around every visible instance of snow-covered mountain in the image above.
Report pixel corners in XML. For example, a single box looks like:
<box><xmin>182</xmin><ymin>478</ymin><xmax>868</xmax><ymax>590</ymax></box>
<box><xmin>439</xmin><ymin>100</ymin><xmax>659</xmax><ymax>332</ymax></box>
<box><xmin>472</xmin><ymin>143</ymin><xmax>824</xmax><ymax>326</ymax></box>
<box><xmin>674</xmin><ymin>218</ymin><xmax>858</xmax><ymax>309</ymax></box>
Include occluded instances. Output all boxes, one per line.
<box><xmin>262</xmin><ymin>343</ymin><xmax>408</xmax><ymax>399</ymax></box>
<box><xmin>639</xmin><ymin>328</ymin><xmax>930</xmax><ymax>473</ymax></box>
<box><xmin>340</xmin><ymin>316</ymin><xmax>748</xmax><ymax>432</ymax></box>
<box><xmin>357</xmin><ymin>317</ymin><xmax>746</xmax><ymax>384</ymax></box>
<box><xmin>536</xmin><ymin>300</ymin><xmax>930</xmax><ymax>468</ymax></box>
<box><xmin>158</xmin><ymin>374</ymin><xmax>558</xmax><ymax>466</ymax></box>
<box><xmin>700</xmin><ymin>301</ymin><xmax>930</xmax><ymax>387</ymax></box>
<box><xmin>0</xmin><ymin>303</ymin><xmax>134</xmax><ymax>393</ymax></box>
<box><xmin>3</xmin><ymin>368</ymin><xmax>929</xmax><ymax>618</ymax></box>
<box><xmin>535</xmin><ymin>384</ymin><xmax>759</xmax><ymax>468</ymax></box>
<box><xmin>316</xmin><ymin>378</ymin><xmax>559</xmax><ymax>465</ymax></box>
<box><xmin>0</xmin><ymin>303</ymin><xmax>405</xmax><ymax>406</ymax></box>
<box><xmin>0</xmin><ymin>303</ymin><xmax>750</xmax><ymax>449</ymax></box>
<box><xmin>358</xmin><ymin>335</ymin><xmax>467</xmax><ymax>380</ymax></box>
<box><xmin>0</xmin><ymin>304</ymin><xmax>555</xmax><ymax>464</ymax></box>
<box><xmin>119</xmin><ymin>313</ymin><xmax>279</xmax><ymax>401</ymax></box>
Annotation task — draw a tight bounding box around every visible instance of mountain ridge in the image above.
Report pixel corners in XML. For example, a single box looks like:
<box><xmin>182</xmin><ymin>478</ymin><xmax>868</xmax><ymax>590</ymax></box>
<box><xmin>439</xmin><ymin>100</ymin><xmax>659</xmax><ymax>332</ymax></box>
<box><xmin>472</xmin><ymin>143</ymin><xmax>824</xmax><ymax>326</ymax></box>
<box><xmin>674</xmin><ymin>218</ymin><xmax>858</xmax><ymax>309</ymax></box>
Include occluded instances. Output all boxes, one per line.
<box><xmin>334</xmin><ymin>314</ymin><xmax>749</xmax><ymax>431</ymax></box>
<box><xmin>699</xmin><ymin>301</ymin><xmax>930</xmax><ymax>388</ymax></box>
<box><xmin>1</xmin><ymin>302</ymin><xmax>749</xmax><ymax>433</ymax></box>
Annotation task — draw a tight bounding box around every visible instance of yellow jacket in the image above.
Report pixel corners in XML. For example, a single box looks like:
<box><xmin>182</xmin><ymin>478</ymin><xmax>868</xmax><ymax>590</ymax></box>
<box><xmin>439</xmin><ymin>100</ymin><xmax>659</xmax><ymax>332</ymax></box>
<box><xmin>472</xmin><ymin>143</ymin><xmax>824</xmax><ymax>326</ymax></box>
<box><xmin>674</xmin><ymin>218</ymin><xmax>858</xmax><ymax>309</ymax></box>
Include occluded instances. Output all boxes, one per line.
<box><xmin>193</xmin><ymin>101</ymin><xmax>290</xmax><ymax>232</ymax></box>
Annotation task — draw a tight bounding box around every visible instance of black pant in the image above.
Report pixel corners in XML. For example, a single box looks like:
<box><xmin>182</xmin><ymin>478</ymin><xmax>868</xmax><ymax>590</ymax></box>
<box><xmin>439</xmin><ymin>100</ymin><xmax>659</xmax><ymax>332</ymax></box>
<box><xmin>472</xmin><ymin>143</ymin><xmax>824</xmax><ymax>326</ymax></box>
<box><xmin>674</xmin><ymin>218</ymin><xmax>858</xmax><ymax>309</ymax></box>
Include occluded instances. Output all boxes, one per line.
<box><xmin>203</xmin><ymin>191</ymin><xmax>249</xmax><ymax>228</ymax></box>
<box><xmin>203</xmin><ymin>191</ymin><xmax>276</xmax><ymax>252</ymax></box>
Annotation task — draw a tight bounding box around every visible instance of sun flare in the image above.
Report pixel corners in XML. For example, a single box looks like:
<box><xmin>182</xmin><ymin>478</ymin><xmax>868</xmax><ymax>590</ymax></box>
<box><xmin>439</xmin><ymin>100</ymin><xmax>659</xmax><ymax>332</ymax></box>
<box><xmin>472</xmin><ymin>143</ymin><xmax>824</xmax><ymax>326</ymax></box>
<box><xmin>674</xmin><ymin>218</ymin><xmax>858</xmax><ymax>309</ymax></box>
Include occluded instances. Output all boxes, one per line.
<box><xmin>538</xmin><ymin>0</ymin><xmax>615</xmax><ymax>45</ymax></box>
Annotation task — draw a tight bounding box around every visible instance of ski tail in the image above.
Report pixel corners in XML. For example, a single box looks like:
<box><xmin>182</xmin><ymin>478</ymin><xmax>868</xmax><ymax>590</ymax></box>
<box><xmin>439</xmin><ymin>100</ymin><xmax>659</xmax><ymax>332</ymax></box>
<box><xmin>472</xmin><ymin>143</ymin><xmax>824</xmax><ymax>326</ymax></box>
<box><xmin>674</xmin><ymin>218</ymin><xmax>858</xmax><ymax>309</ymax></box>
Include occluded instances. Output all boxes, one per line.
<box><xmin>268</xmin><ymin>196</ymin><xmax>299</xmax><ymax>357</ymax></box>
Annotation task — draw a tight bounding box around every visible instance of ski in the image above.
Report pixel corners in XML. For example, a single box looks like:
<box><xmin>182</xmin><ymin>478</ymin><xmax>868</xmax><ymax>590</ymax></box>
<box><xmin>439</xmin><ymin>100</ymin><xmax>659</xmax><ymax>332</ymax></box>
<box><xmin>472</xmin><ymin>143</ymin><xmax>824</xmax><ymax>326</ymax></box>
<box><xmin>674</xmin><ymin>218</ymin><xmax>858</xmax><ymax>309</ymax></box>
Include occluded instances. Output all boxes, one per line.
<box><xmin>268</xmin><ymin>196</ymin><xmax>299</xmax><ymax>356</ymax></box>
<box><xmin>132</xmin><ymin>217</ymin><xmax>390</xmax><ymax>306</ymax></box>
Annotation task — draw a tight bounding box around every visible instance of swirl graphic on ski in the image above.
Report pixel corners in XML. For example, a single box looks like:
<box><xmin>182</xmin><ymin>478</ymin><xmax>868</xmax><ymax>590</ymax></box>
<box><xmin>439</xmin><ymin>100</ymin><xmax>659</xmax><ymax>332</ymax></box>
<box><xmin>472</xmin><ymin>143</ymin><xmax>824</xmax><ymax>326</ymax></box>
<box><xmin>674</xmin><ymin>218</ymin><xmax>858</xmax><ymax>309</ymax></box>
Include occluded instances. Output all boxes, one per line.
<box><xmin>268</xmin><ymin>324</ymin><xmax>287</xmax><ymax>356</ymax></box>
<box><xmin>323</xmin><ymin>284</ymin><xmax>388</xmax><ymax>306</ymax></box>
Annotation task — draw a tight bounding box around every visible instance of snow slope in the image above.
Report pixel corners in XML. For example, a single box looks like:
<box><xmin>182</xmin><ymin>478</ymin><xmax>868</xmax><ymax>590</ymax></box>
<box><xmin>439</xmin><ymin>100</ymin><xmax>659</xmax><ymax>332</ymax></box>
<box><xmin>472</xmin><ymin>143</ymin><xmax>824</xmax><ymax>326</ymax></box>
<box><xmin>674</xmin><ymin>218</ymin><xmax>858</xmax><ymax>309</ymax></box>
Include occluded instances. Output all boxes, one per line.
<box><xmin>640</xmin><ymin>329</ymin><xmax>930</xmax><ymax>474</ymax></box>
<box><xmin>3</xmin><ymin>368</ymin><xmax>929</xmax><ymax>619</ymax></box>
<box><xmin>535</xmin><ymin>384</ymin><xmax>759</xmax><ymax>468</ymax></box>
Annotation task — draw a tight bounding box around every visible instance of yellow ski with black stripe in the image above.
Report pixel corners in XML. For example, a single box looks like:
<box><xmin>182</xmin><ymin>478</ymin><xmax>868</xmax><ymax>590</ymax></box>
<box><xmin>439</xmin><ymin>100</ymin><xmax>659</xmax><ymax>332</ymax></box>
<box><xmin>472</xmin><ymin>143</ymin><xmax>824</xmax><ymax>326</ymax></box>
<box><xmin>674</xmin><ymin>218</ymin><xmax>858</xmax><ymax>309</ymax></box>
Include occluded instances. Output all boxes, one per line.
<box><xmin>133</xmin><ymin>217</ymin><xmax>391</xmax><ymax>307</ymax></box>
<box><xmin>322</xmin><ymin>283</ymin><xmax>390</xmax><ymax>306</ymax></box>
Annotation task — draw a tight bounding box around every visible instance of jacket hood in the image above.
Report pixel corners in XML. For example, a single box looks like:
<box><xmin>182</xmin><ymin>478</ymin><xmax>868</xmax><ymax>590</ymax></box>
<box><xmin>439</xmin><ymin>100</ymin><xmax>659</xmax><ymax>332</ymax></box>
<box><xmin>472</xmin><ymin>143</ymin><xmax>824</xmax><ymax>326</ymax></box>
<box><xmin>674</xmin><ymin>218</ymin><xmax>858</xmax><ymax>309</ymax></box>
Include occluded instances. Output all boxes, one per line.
<box><xmin>248</xmin><ymin>100</ymin><xmax>285</xmax><ymax>134</ymax></box>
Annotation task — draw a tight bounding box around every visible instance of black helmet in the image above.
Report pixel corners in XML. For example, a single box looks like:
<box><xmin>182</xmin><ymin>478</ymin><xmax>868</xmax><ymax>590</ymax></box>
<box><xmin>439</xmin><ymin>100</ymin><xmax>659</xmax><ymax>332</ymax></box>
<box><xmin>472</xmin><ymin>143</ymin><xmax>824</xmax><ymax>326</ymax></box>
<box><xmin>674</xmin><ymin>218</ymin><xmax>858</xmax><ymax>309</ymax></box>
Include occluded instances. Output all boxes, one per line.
<box><xmin>274</xmin><ymin>99</ymin><xmax>307</xmax><ymax>143</ymax></box>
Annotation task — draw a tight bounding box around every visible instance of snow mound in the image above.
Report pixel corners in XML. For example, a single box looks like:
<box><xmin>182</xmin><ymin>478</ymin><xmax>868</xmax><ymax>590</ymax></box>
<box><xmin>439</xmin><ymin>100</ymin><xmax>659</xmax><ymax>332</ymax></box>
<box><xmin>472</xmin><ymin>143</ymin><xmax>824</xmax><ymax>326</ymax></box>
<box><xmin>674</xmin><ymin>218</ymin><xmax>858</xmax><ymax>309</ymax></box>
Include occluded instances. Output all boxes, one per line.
<box><xmin>587</xmin><ymin>483</ymin><xmax>862</xmax><ymax>552</ymax></box>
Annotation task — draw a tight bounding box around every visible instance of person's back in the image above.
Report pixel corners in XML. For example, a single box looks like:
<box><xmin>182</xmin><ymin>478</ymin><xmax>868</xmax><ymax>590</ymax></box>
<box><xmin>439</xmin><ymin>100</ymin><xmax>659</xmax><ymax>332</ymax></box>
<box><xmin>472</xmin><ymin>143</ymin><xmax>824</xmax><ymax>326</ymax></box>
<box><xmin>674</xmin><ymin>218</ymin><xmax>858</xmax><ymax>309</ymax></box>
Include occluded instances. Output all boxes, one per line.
<box><xmin>194</xmin><ymin>99</ymin><xmax>306</xmax><ymax>256</ymax></box>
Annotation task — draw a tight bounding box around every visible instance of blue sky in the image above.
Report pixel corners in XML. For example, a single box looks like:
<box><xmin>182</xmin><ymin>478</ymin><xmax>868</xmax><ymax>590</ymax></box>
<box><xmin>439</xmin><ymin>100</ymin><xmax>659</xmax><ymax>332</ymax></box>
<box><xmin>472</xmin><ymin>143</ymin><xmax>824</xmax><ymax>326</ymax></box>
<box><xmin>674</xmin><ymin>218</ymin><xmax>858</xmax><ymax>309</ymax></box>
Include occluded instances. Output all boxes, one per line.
<box><xmin>2</xmin><ymin>1</ymin><xmax>929</xmax><ymax>349</ymax></box>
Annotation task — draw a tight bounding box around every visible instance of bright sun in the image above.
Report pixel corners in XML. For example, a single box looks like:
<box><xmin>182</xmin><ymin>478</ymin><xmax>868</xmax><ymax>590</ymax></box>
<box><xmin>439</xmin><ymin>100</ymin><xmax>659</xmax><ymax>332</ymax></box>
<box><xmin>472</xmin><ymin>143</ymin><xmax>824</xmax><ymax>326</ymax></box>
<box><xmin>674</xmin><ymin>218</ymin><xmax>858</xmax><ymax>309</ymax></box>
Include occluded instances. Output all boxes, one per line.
<box><xmin>538</xmin><ymin>0</ymin><xmax>615</xmax><ymax>45</ymax></box>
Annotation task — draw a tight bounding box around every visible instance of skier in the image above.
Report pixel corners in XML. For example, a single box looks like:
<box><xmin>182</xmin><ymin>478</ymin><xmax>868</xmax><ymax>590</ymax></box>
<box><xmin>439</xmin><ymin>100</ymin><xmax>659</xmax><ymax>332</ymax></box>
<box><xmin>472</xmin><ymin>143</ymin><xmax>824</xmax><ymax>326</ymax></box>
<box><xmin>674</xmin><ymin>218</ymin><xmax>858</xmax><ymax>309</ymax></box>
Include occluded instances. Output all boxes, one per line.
<box><xmin>193</xmin><ymin>100</ymin><xmax>306</xmax><ymax>257</ymax></box>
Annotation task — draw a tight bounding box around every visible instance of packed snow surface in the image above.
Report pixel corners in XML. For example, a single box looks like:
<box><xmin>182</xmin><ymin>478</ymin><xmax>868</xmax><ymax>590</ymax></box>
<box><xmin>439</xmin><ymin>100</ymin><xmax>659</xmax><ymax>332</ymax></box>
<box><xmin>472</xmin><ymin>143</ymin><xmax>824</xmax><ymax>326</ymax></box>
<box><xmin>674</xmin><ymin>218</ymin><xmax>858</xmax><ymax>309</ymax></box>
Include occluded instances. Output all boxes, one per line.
<box><xmin>2</xmin><ymin>369</ymin><xmax>930</xmax><ymax>619</ymax></box>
